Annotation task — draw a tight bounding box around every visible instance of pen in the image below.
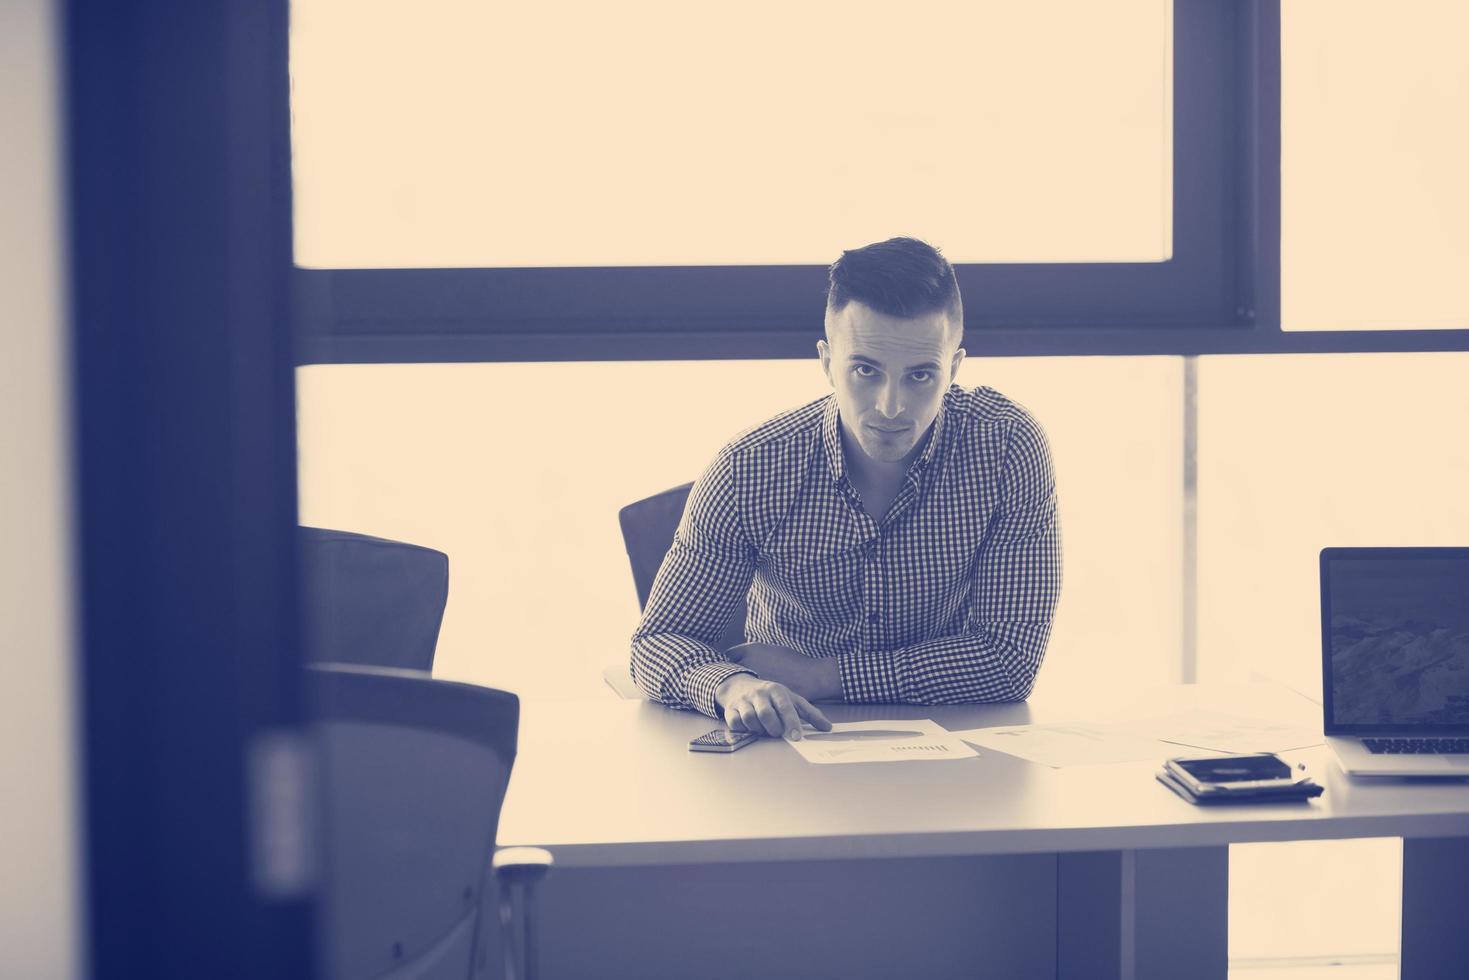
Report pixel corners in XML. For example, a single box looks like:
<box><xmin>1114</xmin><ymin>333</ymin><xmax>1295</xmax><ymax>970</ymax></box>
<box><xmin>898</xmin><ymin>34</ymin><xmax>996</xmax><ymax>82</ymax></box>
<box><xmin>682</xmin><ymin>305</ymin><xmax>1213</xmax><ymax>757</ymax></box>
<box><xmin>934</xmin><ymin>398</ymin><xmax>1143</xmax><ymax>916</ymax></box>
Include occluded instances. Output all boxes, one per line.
<box><xmin>800</xmin><ymin>729</ymin><xmax>924</xmax><ymax>741</ymax></box>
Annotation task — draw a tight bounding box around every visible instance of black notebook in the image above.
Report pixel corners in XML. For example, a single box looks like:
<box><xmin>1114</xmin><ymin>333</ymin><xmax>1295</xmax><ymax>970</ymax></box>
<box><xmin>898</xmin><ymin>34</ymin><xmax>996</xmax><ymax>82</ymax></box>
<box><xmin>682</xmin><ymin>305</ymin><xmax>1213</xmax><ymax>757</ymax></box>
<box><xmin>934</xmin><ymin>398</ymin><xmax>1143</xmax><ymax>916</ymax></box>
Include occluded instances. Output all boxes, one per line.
<box><xmin>1157</xmin><ymin>762</ymin><xmax>1323</xmax><ymax>805</ymax></box>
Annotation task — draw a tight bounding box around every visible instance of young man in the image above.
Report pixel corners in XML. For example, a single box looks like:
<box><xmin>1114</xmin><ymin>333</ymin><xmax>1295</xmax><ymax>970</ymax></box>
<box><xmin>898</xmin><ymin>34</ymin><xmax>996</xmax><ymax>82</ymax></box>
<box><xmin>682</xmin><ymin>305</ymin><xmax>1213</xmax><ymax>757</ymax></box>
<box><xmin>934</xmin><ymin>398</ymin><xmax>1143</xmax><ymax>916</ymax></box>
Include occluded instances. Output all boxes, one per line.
<box><xmin>630</xmin><ymin>237</ymin><xmax>1062</xmax><ymax>739</ymax></box>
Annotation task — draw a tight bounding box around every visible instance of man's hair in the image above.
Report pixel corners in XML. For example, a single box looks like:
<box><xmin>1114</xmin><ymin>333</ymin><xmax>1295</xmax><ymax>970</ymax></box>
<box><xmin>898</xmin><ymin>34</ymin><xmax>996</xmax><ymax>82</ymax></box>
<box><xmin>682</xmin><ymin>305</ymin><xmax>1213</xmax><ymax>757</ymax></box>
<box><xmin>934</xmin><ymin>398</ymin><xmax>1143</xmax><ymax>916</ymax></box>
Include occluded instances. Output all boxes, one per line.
<box><xmin>826</xmin><ymin>237</ymin><xmax>963</xmax><ymax>335</ymax></box>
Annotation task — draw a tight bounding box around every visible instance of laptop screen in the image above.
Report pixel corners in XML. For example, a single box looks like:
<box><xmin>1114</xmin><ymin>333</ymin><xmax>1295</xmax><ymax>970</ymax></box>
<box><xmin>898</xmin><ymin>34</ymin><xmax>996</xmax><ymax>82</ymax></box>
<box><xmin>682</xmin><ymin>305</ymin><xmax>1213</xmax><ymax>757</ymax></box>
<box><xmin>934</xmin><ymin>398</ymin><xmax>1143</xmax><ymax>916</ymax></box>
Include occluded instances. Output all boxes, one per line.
<box><xmin>1322</xmin><ymin>548</ymin><xmax>1469</xmax><ymax>733</ymax></box>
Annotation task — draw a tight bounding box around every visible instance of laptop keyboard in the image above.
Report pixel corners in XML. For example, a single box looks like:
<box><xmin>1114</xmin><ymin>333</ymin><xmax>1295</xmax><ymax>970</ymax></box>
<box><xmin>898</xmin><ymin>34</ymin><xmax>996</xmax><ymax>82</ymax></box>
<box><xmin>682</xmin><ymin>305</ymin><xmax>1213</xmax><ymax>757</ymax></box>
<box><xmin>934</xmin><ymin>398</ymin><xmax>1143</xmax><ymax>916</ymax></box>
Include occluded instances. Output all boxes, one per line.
<box><xmin>1362</xmin><ymin>737</ymin><xmax>1469</xmax><ymax>755</ymax></box>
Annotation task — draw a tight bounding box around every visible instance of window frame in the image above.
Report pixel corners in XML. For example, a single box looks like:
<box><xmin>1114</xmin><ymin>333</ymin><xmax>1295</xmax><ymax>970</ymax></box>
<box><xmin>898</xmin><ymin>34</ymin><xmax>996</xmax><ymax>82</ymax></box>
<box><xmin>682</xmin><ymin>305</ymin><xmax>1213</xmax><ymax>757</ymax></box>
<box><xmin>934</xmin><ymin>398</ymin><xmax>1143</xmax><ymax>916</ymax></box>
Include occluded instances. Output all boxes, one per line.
<box><xmin>293</xmin><ymin>0</ymin><xmax>1469</xmax><ymax>364</ymax></box>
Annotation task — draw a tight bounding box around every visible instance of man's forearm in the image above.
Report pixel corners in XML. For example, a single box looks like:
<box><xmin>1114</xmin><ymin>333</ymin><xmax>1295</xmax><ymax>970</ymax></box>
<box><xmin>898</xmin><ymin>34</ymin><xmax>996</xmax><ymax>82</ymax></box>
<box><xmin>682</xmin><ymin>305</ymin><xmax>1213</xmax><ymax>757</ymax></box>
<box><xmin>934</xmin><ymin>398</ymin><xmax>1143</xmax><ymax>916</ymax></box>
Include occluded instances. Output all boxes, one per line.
<box><xmin>724</xmin><ymin>643</ymin><xmax>841</xmax><ymax>701</ymax></box>
<box><xmin>630</xmin><ymin>631</ymin><xmax>754</xmax><ymax>717</ymax></box>
<box><xmin>837</xmin><ymin>622</ymin><xmax>1053</xmax><ymax>704</ymax></box>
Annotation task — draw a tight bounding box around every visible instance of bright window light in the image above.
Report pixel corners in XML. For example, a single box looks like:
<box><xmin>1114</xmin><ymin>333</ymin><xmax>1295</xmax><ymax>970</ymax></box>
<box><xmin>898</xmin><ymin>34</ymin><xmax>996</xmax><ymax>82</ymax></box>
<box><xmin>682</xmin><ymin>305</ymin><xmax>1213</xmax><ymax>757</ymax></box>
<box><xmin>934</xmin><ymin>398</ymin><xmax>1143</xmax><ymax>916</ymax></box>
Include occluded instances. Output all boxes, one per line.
<box><xmin>1230</xmin><ymin>838</ymin><xmax>1402</xmax><ymax>967</ymax></box>
<box><xmin>295</xmin><ymin>358</ymin><xmax>1181</xmax><ymax>700</ymax></box>
<box><xmin>1197</xmin><ymin>352</ymin><xmax>1469</xmax><ymax>694</ymax></box>
<box><xmin>1283</xmin><ymin>0</ymin><xmax>1469</xmax><ymax>330</ymax></box>
<box><xmin>290</xmin><ymin>0</ymin><xmax>1172</xmax><ymax>268</ymax></box>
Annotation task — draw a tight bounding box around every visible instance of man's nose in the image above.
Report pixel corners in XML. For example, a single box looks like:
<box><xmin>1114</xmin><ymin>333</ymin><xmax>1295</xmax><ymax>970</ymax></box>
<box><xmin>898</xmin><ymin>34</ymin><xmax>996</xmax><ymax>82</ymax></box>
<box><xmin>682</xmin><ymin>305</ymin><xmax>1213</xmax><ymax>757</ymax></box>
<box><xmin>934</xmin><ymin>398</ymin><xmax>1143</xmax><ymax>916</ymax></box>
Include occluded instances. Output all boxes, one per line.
<box><xmin>876</xmin><ymin>381</ymin><xmax>902</xmax><ymax>419</ymax></box>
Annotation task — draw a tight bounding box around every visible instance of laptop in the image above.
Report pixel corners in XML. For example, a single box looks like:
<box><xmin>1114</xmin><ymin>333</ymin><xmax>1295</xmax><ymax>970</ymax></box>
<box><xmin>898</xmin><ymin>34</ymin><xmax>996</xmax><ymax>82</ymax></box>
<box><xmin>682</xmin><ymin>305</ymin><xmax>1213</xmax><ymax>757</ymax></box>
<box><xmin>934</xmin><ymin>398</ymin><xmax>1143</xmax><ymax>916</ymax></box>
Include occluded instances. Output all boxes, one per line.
<box><xmin>1321</xmin><ymin>547</ymin><xmax>1469</xmax><ymax>776</ymax></box>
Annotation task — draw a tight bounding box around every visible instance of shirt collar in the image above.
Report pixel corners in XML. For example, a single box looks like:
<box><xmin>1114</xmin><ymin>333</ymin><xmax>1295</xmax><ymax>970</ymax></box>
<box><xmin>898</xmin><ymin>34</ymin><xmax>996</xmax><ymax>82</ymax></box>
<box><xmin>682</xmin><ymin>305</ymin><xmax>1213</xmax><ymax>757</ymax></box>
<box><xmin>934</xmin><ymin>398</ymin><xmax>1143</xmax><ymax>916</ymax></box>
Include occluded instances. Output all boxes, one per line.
<box><xmin>821</xmin><ymin>388</ymin><xmax>952</xmax><ymax>485</ymax></box>
<box><xmin>913</xmin><ymin>391</ymin><xmax>948</xmax><ymax>473</ymax></box>
<box><xmin>821</xmin><ymin>396</ymin><xmax>847</xmax><ymax>483</ymax></box>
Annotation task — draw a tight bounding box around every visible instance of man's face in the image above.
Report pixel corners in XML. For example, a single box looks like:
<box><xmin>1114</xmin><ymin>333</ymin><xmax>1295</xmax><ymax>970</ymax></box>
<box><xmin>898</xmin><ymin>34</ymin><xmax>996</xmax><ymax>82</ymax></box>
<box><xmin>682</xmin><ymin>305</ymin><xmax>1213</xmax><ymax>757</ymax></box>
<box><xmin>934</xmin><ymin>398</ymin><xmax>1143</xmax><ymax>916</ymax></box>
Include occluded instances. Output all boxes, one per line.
<box><xmin>818</xmin><ymin>301</ymin><xmax>965</xmax><ymax>467</ymax></box>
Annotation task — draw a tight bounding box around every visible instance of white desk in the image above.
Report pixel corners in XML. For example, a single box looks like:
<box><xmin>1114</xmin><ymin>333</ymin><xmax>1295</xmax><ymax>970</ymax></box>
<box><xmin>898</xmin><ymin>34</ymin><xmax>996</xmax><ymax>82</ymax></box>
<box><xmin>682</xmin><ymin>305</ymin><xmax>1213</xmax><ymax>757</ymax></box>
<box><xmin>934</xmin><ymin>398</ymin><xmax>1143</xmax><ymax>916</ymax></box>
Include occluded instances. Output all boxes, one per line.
<box><xmin>500</xmin><ymin>683</ymin><xmax>1469</xmax><ymax>979</ymax></box>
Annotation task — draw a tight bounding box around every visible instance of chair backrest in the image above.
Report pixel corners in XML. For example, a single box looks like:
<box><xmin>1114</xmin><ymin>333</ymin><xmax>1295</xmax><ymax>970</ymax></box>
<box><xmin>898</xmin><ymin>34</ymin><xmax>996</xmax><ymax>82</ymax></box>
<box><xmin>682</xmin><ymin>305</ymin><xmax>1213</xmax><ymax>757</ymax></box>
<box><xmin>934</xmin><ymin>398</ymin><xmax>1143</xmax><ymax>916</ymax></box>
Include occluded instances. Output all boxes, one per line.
<box><xmin>618</xmin><ymin>484</ymin><xmax>746</xmax><ymax>652</ymax></box>
<box><xmin>310</xmin><ymin>663</ymin><xmax>518</xmax><ymax>980</ymax></box>
<box><xmin>299</xmin><ymin>526</ymin><xmax>449</xmax><ymax>672</ymax></box>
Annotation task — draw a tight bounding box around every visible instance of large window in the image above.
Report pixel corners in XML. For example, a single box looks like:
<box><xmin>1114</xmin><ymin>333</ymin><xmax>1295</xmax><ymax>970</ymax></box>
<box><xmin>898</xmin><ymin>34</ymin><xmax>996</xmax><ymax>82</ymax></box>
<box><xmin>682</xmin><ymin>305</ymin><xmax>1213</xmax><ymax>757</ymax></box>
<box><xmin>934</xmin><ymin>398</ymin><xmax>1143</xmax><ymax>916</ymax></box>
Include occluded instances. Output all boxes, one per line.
<box><xmin>292</xmin><ymin>3</ymin><xmax>1469</xmax><ymax>973</ymax></box>
<box><xmin>292</xmin><ymin>0</ymin><xmax>1173</xmax><ymax>269</ymax></box>
<box><xmin>290</xmin><ymin>0</ymin><xmax>1280</xmax><ymax>363</ymax></box>
<box><xmin>1196</xmin><ymin>351</ymin><xmax>1469</xmax><ymax>697</ymax></box>
<box><xmin>296</xmin><ymin>356</ymin><xmax>1183</xmax><ymax>699</ymax></box>
<box><xmin>1282</xmin><ymin>0</ymin><xmax>1469</xmax><ymax>332</ymax></box>
<box><xmin>291</xmin><ymin>0</ymin><xmax>1469</xmax><ymax>362</ymax></box>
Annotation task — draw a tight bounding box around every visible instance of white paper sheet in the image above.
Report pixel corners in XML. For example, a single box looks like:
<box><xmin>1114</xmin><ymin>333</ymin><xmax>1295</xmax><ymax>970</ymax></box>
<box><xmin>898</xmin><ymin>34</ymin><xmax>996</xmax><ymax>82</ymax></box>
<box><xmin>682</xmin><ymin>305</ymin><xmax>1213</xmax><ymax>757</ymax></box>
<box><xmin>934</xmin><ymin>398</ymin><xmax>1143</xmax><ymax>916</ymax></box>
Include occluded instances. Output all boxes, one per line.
<box><xmin>786</xmin><ymin>719</ymin><xmax>978</xmax><ymax>764</ymax></box>
<box><xmin>949</xmin><ymin>722</ymin><xmax>1174</xmax><ymax>768</ymax></box>
<box><xmin>1117</xmin><ymin>710</ymin><xmax>1324</xmax><ymax>754</ymax></box>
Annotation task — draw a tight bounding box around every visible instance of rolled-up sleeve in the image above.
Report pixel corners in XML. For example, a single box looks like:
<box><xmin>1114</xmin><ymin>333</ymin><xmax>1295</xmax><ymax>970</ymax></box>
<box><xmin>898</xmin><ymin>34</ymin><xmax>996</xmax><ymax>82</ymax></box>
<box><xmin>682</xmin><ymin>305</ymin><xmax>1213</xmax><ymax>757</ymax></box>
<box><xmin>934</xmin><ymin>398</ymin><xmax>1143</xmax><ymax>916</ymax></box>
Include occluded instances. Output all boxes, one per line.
<box><xmin>838</xmin><ymin>412</ymin><xmax>1062</xmax><ymax>703</ymax></box>
<box><xmin>630</xmin><ymin>446</ymin><xmax>758</xmax><ymax>717</ymax></box>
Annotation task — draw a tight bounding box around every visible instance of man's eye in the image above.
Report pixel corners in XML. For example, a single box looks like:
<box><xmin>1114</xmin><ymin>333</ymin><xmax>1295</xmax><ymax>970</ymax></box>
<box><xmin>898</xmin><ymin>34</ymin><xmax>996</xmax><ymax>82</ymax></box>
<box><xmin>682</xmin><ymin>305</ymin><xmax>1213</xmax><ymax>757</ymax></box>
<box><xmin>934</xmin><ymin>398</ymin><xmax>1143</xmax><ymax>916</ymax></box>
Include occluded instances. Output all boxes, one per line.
<box><xmin>853</xmin><ymin>365</ymin><xmax>877</xmax><ymax>378</ymax></box>
<box><xmin>910</xmin><ymin>371</ymin><xmax>933</xmax><ymax>383</ymax></box>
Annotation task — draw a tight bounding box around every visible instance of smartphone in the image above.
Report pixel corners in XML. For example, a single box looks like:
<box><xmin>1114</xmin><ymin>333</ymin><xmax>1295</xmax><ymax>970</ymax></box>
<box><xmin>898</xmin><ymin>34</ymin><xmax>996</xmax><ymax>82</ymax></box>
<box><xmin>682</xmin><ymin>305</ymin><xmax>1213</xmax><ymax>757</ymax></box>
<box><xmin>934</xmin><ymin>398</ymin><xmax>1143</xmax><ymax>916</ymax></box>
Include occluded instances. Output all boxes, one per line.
<box><xmin>689</xmin><ymin>728</ymin><xmax>760</xmax><ymax>753</ymax></box>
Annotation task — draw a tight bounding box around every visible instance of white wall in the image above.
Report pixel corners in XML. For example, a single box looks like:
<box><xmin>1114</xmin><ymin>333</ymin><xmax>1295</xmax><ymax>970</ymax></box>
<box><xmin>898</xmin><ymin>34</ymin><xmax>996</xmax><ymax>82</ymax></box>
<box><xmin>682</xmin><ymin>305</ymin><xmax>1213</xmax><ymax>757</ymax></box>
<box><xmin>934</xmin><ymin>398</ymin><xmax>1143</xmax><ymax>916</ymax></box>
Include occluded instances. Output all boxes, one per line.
<box><xmin>0</xmin><ymin>1</ymin><xmax>82</xmax><ymax>977</ymax></box>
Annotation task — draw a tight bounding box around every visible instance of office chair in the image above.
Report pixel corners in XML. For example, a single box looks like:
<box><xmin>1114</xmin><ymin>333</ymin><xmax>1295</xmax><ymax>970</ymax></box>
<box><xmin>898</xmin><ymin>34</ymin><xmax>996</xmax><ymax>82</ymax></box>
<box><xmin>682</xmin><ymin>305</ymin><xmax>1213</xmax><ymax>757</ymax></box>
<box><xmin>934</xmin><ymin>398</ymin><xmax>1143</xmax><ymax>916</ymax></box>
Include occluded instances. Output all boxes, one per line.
<box><xmin>299</xmin><ymin>526</ymin><xmax>450</xmax><ymax>672</ymax></box>
<box><xmin>610</xmin><ymin>483</ymin><xmax>748</xmax><ymax>698</ymax></box>
<box><xmin>310</xmin><ymin>663</ymin><xmax>551</xmax><ymax>980</ymax></box>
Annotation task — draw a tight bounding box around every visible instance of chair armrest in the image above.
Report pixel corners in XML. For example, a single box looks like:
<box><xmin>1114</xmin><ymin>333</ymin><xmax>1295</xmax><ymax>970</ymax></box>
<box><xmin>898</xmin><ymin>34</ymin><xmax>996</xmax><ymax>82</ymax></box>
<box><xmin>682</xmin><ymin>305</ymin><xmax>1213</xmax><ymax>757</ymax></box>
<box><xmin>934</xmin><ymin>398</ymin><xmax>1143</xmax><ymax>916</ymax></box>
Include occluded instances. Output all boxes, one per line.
<box><xmin>492</xmin><ymin>848</ymin><xmax>553</xmax><ymax>980</ymax></box>
<box><xmin>492</xmin><ymin>846</ymin><xmax>554</xmax><ymax>885</ymax></box>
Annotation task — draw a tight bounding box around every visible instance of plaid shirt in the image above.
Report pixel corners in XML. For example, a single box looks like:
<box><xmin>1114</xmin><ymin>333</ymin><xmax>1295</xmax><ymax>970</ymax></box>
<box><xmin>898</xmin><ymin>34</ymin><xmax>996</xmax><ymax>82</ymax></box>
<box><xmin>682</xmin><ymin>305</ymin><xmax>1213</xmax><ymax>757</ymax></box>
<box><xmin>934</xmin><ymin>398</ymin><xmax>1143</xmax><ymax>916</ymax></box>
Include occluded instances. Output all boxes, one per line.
<box><xmin>630</xmin><ymin>384</ymin><xmax>1062</xmax><ymax>719</ymax></box>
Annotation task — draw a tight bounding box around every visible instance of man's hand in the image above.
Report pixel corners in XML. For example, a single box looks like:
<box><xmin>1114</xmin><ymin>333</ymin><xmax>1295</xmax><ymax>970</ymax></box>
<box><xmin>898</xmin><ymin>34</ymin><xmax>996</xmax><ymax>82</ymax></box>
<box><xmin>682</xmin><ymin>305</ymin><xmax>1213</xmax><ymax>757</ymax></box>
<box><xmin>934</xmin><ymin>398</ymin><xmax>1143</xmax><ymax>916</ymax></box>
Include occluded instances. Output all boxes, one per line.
<box><xmin>713</xmin><ymin>673</ymin><xmax>833</xmax><ymax>739</ymax></box>
<box><xmin>726</xmin><ymin>643</ymin><xmax>842</xmax><ymax>701</ymax></box>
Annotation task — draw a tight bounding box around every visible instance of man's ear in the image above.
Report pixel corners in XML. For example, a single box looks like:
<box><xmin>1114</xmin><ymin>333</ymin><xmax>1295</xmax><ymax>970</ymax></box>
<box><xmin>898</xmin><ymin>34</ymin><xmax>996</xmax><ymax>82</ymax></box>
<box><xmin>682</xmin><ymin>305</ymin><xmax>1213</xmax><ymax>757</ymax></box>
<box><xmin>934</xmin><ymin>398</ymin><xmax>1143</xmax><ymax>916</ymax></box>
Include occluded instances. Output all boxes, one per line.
<box><xmin>949</xmin><ymin>347</ymin><xmax>966</xmax><ymax>383</ymax></box>
<box><xmin>817</xmin><ymin>338</ymin><xmax>834</xmax><ymax>387</ymax></box>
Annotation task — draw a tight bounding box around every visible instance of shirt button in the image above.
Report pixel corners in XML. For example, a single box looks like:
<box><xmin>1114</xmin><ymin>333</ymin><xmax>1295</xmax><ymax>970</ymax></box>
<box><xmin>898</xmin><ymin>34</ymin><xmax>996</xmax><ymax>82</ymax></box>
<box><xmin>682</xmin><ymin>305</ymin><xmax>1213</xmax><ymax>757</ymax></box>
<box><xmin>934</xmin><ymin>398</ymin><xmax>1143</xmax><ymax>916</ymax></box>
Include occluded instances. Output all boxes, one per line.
<box><xmin>867</xmin><ymin>612</ymin><xmax>880</xmax><ymax>625</ymax></box>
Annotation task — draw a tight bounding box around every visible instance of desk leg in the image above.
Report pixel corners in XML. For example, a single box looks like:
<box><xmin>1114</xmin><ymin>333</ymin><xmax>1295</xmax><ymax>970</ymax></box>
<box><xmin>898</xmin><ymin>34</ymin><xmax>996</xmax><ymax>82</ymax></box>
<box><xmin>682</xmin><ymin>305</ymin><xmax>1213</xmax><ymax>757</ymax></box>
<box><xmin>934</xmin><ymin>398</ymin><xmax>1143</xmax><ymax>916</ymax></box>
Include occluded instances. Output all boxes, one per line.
<box><xmin>1401</xmin><ymin>835</ymin><xmax>1469</xmax><ymax>980</ymax></box>
<box><xmin>1058</xmin><ymin>847</ymin><xmax>1228</xmax><ymax>980</ymax></box>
